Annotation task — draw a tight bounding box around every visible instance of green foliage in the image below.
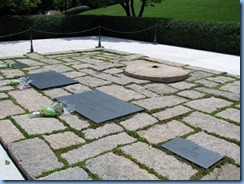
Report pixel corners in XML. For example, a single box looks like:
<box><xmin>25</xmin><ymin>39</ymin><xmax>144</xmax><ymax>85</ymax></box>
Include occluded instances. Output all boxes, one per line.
<box><xmin>0</xmin><ymin>15</ymin><xmax>239</xmax><ymax>55</ymax></box>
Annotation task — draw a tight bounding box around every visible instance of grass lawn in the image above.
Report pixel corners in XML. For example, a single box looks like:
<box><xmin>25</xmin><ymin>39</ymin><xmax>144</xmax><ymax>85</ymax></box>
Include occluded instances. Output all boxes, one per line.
<box><xmin>82</xmin><ymin>0</ymin><xmax>240</xmax><ymax>22</ymax></box>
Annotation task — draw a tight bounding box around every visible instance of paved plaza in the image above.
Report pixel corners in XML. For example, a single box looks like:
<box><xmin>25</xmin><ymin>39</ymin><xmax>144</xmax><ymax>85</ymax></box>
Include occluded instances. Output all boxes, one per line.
<box><xmin>0</xmin><ymin>47</ymin><xmax>240</xmax><ymax>180</ymax></box>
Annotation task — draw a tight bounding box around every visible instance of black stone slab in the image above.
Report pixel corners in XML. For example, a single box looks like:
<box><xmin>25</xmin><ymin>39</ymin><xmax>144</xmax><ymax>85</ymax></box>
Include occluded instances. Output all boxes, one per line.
<box><xmin>161</xmin><ymin>137</ymin><xmax>224</xmax><ymax>169</ymax></box>
<box><xmin>12</xmin><ymin>63</ymin><xmax>28</xmax><ymax>69</ymax></box>
<box><xmin>55</xmin><ymin>90</ymin><xmax>144</xmax><ymax>124</ymax></box>
<box><xmin>25</xmin><ymin>71</ymin><xmax>78</xmax><ymax>90</ymax></box>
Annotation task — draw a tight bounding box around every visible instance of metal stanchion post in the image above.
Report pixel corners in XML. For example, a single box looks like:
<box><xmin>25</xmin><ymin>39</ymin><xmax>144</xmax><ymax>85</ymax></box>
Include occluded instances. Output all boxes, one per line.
<box><xmin>96</xmin><ymin>25</ymin><xmax>104</xmax><ymax>48</ymax></box>
<box><xmin>29</xmin><ymin>27</ymin><xmax>34</xmax><ymax>53</ymax></box>
<box><xmin>153</xmin><ymin>26</ymin><xmax>157</xmax><ymax>45</ymax></box>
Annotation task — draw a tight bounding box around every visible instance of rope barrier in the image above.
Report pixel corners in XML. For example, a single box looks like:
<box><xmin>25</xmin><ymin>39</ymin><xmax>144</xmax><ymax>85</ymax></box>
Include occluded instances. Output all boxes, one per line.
<box><xmin>100</xmin><ymin>25</ymin><xmax>156</xmax><ymax>34</ymax></box>
<box><xmin>32</xmin><ymin>26</ymin><xmax>99</xmax><ymax>35</ymax></box>
<box><xmin>0</xmin><ymin>29</ymin><xmax>29</xmax><ymax>39</ymax></box>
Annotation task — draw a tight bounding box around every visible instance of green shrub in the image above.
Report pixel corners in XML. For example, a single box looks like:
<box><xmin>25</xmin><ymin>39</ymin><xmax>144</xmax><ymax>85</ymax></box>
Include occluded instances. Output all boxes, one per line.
<box><xmin>66</xmin><ymin>6</ymin><xmax>90</xmax><ymax>15</ymax></box>
<box><xmin>0</xmin><ymin>15</ymin><xmax>239</xmax><ymax>55</ymax></box>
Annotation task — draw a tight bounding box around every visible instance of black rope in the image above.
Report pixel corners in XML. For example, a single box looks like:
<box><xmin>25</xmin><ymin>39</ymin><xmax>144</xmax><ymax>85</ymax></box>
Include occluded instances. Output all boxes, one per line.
<box><xmin>0</xmin><ymin>29</ymin><xmax>29</xmax><ymax>39</ymax></box>
<box><xmin>32</xmin><ymin>26</ymin><xmax>99</xmax><ymax>35</ymax></box>
<box><xmin>100</xmin><ymin>25</ymin><xmax>156</xmax><ymax>34</ymax></box>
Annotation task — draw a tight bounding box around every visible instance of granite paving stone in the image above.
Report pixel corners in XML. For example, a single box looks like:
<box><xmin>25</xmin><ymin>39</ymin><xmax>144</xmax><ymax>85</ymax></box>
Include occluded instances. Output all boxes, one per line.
<box><xmin>104</xmin><ymin>68</ymin><xmax>123</xmax><ymax>74</ymax></box>
<box><xmin>1</xmin><ymin>69</ymin><xmax>25</xmax><ymax>78</ymax></box>
<box><xmin>38</xmin><ymin>58</ymin><xmax>61</xmax><ymax>64</ymax></box>
<box><xmin>0</xmin><ymin>100</ymin><xmax>24</xmax><ymax>119</ymax></box>
<box><xmin>177</xmin><ymin>90</ymin><xmax>205</xmax><ymax>99</ymax></box>
<box><xmin>43</xmin><ymin>64</ymin><xmax>73</xmax><ymax>73</ymax></box>
<box><xmin>71</xmin><ymin>63</ymin><xmax>94</xmax><ymax>70</ymax></box>
<box><xmin>137</xmin><ymin>120</ymin><xmax>194</xmax><ymax>144</ymax></box>
<box><xmin>82</xmin><ymin>124</ymin><xmax>123</xmax><ymax>140</ymax></box>
<box><xmin>0</xmin><ymin>85</ymin><xmax>14</xmax><ymax>91</ymax></box>
<box><xmin>61</xmin><ymin>132</ymin><xmax>136</xmax><ymax>165</ymax></box>
<box><xmin>194</xmin><ymin>79</ymin><xmax>218</xmax><ymax>88</ymax></box>
<box><xmin>183</xmin><ymin>112</ymin><xmax>240</xmax><ymax>141</ymax></box>
<box><xmin>216</xmin><ymin>108</ymin><xmax>240</xmax><ymax>123</ymax></box>
<box><xmin>185</xmin><ymin>97</ymin><xmax>232</xmax><ymax>113</ymax></box>
<box><xmin>39</xmin><ymin>167</ymin><xmax>91</xmax><ymax>180</ymax></box>
<box><xmin>195</xmin><ymin>87</ymin><xmax>239</xmax><ymax>101</ymax></box>
<box><xmin>133</xmin><ymin>95</ymin><xmax>188</xmax><ymax>111</ymax></box>
<box><xmin>0</xmin><ymin>119</ymin><xmax>25</xmax><ymax>146</ymax></box>
<box><xmin>145</xmin><ymin>83</ymin><xmax>178</xmax><ymax>95</ymax></box>
<box><xmin>9</xmin><ymin>89</ymin><xmax>53</xmax><ymax>112</ymax></box>
<box><xmin>220</xmin><ymin>81</ymin><xmax>240</xmax><ymax>94</ymax></box>
<box><xmin>0</xmin><ymin>93</ymin><xmax>8</xmax><ymax>98</ymax></box>
<box><xmin>97</xmin><ymin>85</ymin><xmax>145</xmax><ymax>101</ymax></box>
<box><xmin>168</xmin><ymin>81</ymin><xmax>197</xmax><ymax>90</ymax></box>
<box><xmin>77</xmin><ymin>58</ymin><xmax>104</xmax><ymax>65</ymax></box>
<box><xmin>127</xmin><ymin>84</ymin><xmax>159</xmax><ymax>98</ymax></box>
<box><xmin>152</xmin><ymin>105</ymin><xmax>191</xmax><ymax>121</ymax></box>
<box><xmin>86</xmin><ymin>153</ymin><xmax>158</xmax><ymax>180</ymax></box>
<box><xmin>43</xmin><ymin>88</ymin><xmax>71</xmax><ymax>99</ymax></box>
<box><xmin>8</xmin><ymin>138</ymin><xmax>64</xmax><ymax>179</ymax></box>
<box><xmin>63</xmin><ymin>71</ymin><xmax>86</xmax><ymax>78</ymax></box>
<box><xmin>121</xmin><ymin>142</ymin><xmax>197</xmax><ymax>180</ymax></box>
<box><xmin>120</xmin><ymin>113</ymin><xmax>158</xmax><ymax>131</ymax></box>
<box><xmin>59</xmin><ymin>109</ymin><xmax>90</xmax><ymax>130</ymax></box>
<box><xmin>187</xmin><ymin>132</ymin><xmax>240</xmax><ymax>164</ymax></box>
<box><xmin>13</xmin><ymin>114</ymin><xmax>66</xmax><ymax>135</ymax></box>
<box><xmin>63</xmin><ymin>84</ymin><xmax>91</xmax><ymax>94</ymax></box>
<box><xmin>200</xmin><ymin>163</ymin><xmax>240</xmax><ymax>180</ymax></box>
<box><xmin>186</xmin><ymin>71</ymin><xmax>213</xmax><ymax>81</ymax></box>
<box><xmin>26</xmin><ymin>52</ymin><xmax>46</xmax><ymax>60</ymax></box>
<box><xmin>43</xmin><ymin>131</ymin><xmax>85</xmax><ymax>150</ymax></box>
<box><xmin>76</xmin><ymin>76</ymin><xmax>110</xmax><ymax>87</ymax></box>
<box><xmin>16</xmin><ymin>59</ymin><xmax>43</xmax><ymax>66</ymax></box>
<box><xmin>115</xmin><ymin>73</ymin><xmax>147</xmax><ymax>84</ymax></box>
<box><xmin>207</xmin><ymin>76</ymin><xmax>235</xmax><ymax>83</ymax></box>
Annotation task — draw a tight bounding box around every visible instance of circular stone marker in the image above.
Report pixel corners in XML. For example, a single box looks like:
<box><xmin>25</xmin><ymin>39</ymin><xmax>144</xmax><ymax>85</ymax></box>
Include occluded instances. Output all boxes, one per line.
<box><xmin>124</xmin><ymin>60</ymin><xmax>189</xmax><ymax>83</ymax></box>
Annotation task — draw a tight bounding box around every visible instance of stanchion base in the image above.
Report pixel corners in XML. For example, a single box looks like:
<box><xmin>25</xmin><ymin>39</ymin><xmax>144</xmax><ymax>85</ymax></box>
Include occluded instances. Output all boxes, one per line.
<box><xmin>95</xmin><ymin>46</ymin><xmax>104</xmax><ymax>48</ymax></box>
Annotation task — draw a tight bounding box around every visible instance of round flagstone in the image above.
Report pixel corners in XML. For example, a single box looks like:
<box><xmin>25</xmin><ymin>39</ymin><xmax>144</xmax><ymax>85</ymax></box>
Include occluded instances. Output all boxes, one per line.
<box><xmin>124</xmin><ymin>60</ymin><xmax>189</xmax><ymax>83</ymax></box>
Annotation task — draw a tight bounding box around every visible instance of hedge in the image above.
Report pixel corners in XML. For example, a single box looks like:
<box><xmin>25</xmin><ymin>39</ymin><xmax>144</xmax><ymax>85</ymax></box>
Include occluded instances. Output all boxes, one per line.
<box><xmin>0</xmin><ymin>15</ymin><xmax>240</xmax><ymax>55</ymax></box>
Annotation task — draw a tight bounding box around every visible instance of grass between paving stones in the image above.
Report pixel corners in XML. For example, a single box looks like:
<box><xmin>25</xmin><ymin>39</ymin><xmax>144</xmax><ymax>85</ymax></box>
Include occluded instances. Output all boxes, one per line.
<box><xmin>113</xmin><ymin>147</ymin><xmax>168</xmax><ymax>180</ymax></box>
<box><xmin>79</xmin><ymin>162</ymin><xmax>101</xmax><ymax>180</ymax></box>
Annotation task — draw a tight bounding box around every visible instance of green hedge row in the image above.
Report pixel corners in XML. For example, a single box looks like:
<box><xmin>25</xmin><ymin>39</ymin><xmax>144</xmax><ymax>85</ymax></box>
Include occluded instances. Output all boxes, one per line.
<box><xmin>0</xmin><ymin>15</ymin><xmax>240</xmax><ymax>55</ymax></box>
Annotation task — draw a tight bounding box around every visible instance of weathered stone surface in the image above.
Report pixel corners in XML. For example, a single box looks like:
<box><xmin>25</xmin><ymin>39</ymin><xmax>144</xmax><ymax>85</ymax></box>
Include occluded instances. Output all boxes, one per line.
<box><xmin>0</xmin><ymin>93</ymin><xmax>8</xmax><ymax>98</ymax></box>
<box><xmin>9</xmin><ymin>89</ymin><xmax>53</xmax><ymax>112</ymax></box>
<box><xmin>43</xmin><ymin>64</ymin><xmax>73</xmax><ymax>73</ymax></box>
<box><xmin>200</xmin><ymin>163</ymin><xmax>240</xmax><ymax>180</ymax></box>
<box><xmin>13</xmin><ymin>114</ymin><xmax>66</xmax><ymax>135</ymax></box>
<box><xmin>127</xmin><ymin>84</ymin><xmax>159</xmax><ymax>98</ymax></box>
<box><xmin>137</xmin><ymin>120</ymin><xmax>193</xmax><ymax>144</ymax></box>
<box><xmin>97</xmin><ymin>85</ymin><xmax>145</xmax><ymax>101</ymax></box>
<box><xmin>104</xmin><ymin>68</ymin><xmax>123</xmax><ymax>74</ymax></box>
<box><xmin>152</xmin><ymin>105</ymin><xmax>191</xmax><ymax>121</ymax></box>
<box><xmin>86</xmin><ymin>153</ymin><xmax>158</xmax><ymax>180</ymax></box>
<box><xmin>16</xmin><ymin>59</ymin><xmax>43</xmax><ymax>66</ymax></box>
<box><xmin>0</xmin><ymin>120</ymin><xmax>24</xmax><ymax>146</ymax></box>
<box><xmin>194</xmin><ymin>79</ymin><xmax>218</xmax><ymax>88</ymax></box>
<box><xmin>90</xmin><ymin>62</ymin><xmax>122</xmax><ymax>71</ymax></box>
<box><xmin>76</xmin><ymin>76</ymin><xmax>110</xmax><ymax>87</ymax></box>
<box><xmin>183</xmin><ymin>112</ymin><xmax>240</xmax><ymax>141</ymax></box>
<box><xmin>187</xmin><ymin>132</ymin><xmax>240</xmax><ymax>164</ymax></box>
<box><xmin>195</xmin><ymin>87</ymin><xmax>239</xmax><ymax>101</ymax></box>
<box><xmin>216</xmin><ymin>108</ymin><xmax>240</xmax><ymax>123</ymax></box>
<box><xmin>124</xmin><ymin>60</ymin><xmax>189</xmax><ymax>83</ymax></box>
<box><xmin>82</xmin><ymin>124</ymin><xmax>123</xmax><ymax>140</ymax></box>
<box><xmin>78</xmin><ymin>58</ymin><xmax>104</xmax><ymax>65</ymax></box>
<box><xmin>39</xmin><ymin>167</ymin><xmax>91</xmax><ymax>180</ymax></box>
<box><xmin>39</xmin><ymin>58</ymin><xmax>61</xmax><ymax>64</ymax></box>
<box><xmin>133</xmin><ymin>95</ymin><xmax>187</xmax><ymax>111</ymax></box>
<box><xmin>185</xmin><ymin>97</ymin><xmax>232</xmax><ymax>113</ymax></box>
<box><xmin>0</xmin><ymin>100</ymin><xmax>24</xmax><ymax>119</ymax></box>
<box><xmin>177</xmin><ymin>90</ymin><xmax>205</xmax><ymax>99</ymax></box>
<box><xmin>59</xmin><ymin>110</ymin><xmax>90</xmax><ymax>130</ymax></box>
<box><xmin>61</xmin><ymin>132</ymin><xmax>136</xmax><ymax>165</ymax></box>
<box><xmin>26</xmin><ymin>52</ymin><xmax>45</xmax><ymax>60</ymax></box>
<box><xmin>168</xmin><ymin>81</ymin><xmax>196</xmax><ymax>90</ymax></box>
<box><xmin>121</xmin><ymin>142</ymin><xmax>197</xmax><ymax>180</ymax></box>
<box><xmin>186</xmin><ymin>71</ymin><xmax>213</xmax><ymax>81</ymax></box>
<box><xmin>63</xmin><ymin>71</ymin><xmax>86</xmax><ymax>78</ymax></box>
<box><xmin>115</xmin><ymin>73</ymin><xmax>147</xmax><ymax>84</ymax></box>
<box><xmin>1</xmin><ymin>69</ymin><xmax>25</xmax><ymax>78</ymax></box>
<box><xmin>43</xmin><ymin>88</ymin><xmax>71</xmax><ymax>99</ymax></box>
<box><xmin>220</xmin><ymin>81</ymin><xmax>240</xmax><ymax>94</ymax></box>
<box><xmin>43</xmin><ymin>132</ymin><xmax>85</xmax><ymax>150</ymax></box>
<box><xmin>63</xmin><ymin>84</ymin><xmax>91</xmax><ymax>94</ymax></box>
<box><xmin>207</xmin><ymin>76</ymin><xmax>235</xmax><ymax>83</ymax></box>
<box><xmin>145</xmin><ymin>83</ymin><xmax>177</xmax><ymax>94</ymax></box>
<box><xmin>8</xmin><ymin>138</ymin><xmax>64</xmax><ymax>178</ymax></box>
<box><xmin>120</xmin><ymin>113</ymin><xmax>158</xmax><ymax>131</ymax></box>
<box><xmin>0</xmin><ymin>85</ymin><xmax>14</xmax><ymax>91</ymax></box>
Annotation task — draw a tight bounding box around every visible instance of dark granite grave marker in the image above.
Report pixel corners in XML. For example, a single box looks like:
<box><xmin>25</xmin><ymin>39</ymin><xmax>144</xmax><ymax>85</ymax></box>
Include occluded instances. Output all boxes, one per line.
<box><xmin>25</xmin><ymin>71</ymin><xmax>78</xmax><ymax>90</ymax></box>
<box><xmin>55</xmin><ymin>90</ymin><xmax>144</xmax><ymax>124</ymax></box>
<box><xmin>161</xmin><ymin>137</ymin><xmax>224</xmax><ymax>169</ymax></box>
<box><xmin>12</xmin><ymin>63</ymin><xmax>28</xmax><ymax>69</ymax></box>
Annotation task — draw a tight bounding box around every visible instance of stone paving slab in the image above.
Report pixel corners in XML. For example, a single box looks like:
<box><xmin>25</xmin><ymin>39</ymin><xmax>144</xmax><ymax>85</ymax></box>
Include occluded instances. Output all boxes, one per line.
<box><xmin>0</xmin><ymin>49</ymin><xmax>240</xmax><ymax>181</ymax></box>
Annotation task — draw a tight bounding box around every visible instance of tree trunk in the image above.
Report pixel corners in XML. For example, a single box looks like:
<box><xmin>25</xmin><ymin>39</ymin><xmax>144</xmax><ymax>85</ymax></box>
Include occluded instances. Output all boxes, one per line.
<box><xmin>130</xmin><ymin>0</ymin><xmax>135</xmax><ymax>17</ymax></box>
<box><xmin>138</xmin><ymin>0</ymin><xmax>146</xmax><ymax>17</ymax></box>
<box><xmin>120</xmin><ymin>1</ymin><xmax>131</xmax><ymax>16</ymax></box>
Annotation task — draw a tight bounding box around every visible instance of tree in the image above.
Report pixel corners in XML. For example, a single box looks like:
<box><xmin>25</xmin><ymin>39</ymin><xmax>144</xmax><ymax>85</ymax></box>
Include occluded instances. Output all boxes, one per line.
<box><xmin>118</xmin><ymin>0</ymin><xmax>163</xmax><ymax>17</ymax></box>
